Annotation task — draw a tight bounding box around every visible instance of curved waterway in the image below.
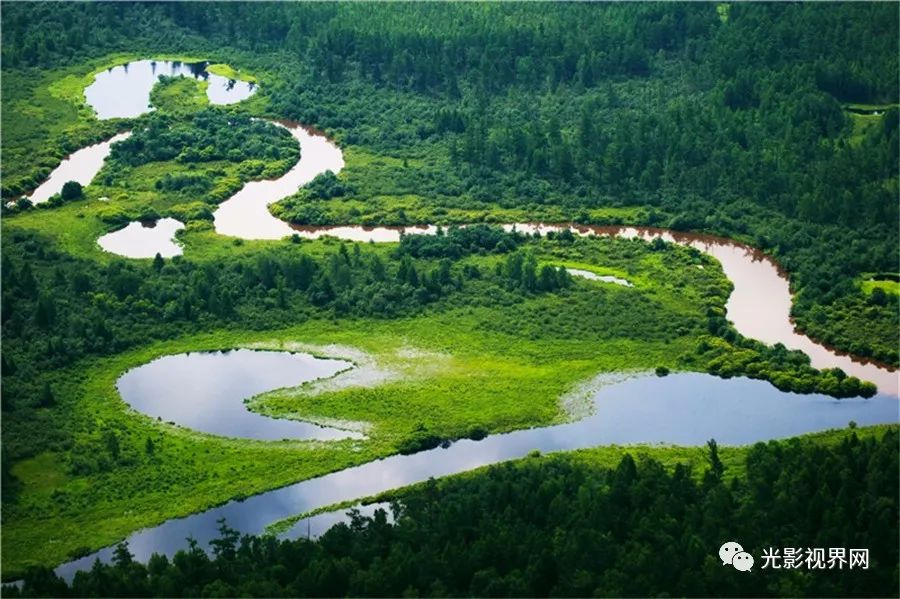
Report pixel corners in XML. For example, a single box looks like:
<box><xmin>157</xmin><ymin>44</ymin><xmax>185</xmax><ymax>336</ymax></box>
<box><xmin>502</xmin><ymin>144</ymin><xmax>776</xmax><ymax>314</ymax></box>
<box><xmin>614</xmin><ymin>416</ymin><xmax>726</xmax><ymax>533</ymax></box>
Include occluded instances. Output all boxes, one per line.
<box><xmin>285</xmin><ymin>223</ymin><xmax>900</xmax><ymax>395</ymax></box>
<box><xmin>52</xmin><ymin>372</ymin><xmax>898</xmax><ymax>581</ymax></box>
<box><xmin>201</xmin><ymin>125</ymin><xmax>895</xmax><ymax>394</ymax></box>
<box><xmin>29</xmin><ymin>107</ymin><xmax>890</xmax><ymax>394</ymax></box>
<box><xmin>25</xmin><ymin>60</ymin><xmax>253</xmax><ymax>203</ymax></box>
<box><xmin>117</xmin><ymin>349</ymin><xmax>362</xmax><ymax>441</ymax></box>
<box><xmin>27</xmin><ymin>132</ymin><xmax>131</xmax><ymax>204</ymax></box>
<box><xmin>85</xmin><ymin>60</ymin><xmax>256</xmax><ymax>120</ymax></box>
<box><xmin>97</xmin><ymin>217</ymin><xmax>185</xmax><ymax>258</ymax></box>
<box><xmin>213</xmin><ymin>121</ymin><xmax>345</xmax><ymax>239</ymax></box>
<box><xmin>571</xmin><ymin>224</ymin><xmax>899</xmax><ymax>396</ymax></box>
<box><xmin>20</xmin><ymin>55</ymin><xmax>894</xmax><ymax>392</ymax></box>
<box><xmin>13</xmin><ymin>57</ymin><xmax>897</xmax><ymax>585</ymax></box>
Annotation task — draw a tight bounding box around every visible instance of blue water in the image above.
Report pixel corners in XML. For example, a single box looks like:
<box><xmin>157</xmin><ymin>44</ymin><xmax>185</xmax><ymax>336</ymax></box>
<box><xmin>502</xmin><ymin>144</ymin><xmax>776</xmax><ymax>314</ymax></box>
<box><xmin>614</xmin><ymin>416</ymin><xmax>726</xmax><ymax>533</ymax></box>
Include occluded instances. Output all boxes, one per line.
<box><xmin>117</xmin><ymin>349</ymin><xmax>361</xmax><ymax>441</ymax></box>
<box><xmin>51</xmin><ymin>372</ymin><xmax>898</xmax><ymax>581</ymax></box>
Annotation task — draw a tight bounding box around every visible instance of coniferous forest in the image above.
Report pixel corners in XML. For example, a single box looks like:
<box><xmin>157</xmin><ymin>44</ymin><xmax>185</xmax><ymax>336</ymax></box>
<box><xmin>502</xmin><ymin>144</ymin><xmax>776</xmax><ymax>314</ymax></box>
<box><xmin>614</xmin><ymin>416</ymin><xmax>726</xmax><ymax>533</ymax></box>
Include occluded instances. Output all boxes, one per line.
<box><xmin>8</xmin><ymin>430</ymin><xmax>899</xmax><ymax>598</ymax></box>
<box><xmin>3</xmin><ymin>2</ymin><xmax>898</xmax><ymax>364</ymax></box>
<box><xmin>1</xmin><ymin>3</ymin><xmax>897</xmax><ymax>598</ymax></box>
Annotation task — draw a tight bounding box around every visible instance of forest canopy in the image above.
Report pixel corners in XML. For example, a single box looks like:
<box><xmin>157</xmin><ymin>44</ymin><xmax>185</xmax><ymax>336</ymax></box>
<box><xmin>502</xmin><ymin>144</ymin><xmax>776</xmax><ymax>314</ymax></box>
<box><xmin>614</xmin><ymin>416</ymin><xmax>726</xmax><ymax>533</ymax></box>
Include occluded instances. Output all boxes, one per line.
<box><xmin>7</xmin><ymin>428</ymin><xmax>898</xmax><ymax>598</ymax></box>
<box><xmin>5</xmin><ymin>1</ymin><xmax>894</xmax><ymax>363</ymax></box>
<box><xmin>0</xmin><ymin>4</ymin><xmax>897</xmax><ymax>595</ymax></box>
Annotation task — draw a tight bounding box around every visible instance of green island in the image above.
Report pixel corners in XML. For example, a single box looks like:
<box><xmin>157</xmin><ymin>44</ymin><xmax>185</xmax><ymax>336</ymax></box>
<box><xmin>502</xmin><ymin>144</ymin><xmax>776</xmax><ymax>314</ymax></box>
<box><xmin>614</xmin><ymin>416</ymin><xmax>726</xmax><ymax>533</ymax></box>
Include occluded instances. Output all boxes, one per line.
<box><xmin>1</xmin><ymin>3</ymin><xmax>897</xmax><ymax>597</ymax></box>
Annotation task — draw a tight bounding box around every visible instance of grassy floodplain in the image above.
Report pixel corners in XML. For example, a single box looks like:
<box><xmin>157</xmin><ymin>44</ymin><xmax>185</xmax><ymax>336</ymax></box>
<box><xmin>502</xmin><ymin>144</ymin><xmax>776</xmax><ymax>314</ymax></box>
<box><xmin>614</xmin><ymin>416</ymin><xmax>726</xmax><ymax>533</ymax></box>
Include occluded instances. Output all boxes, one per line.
<box><xmin>3</xmin><ymin>230</ymin><xmax>727</xmax><ymax>575</ymax></box>
<box><xmin>1</xmin><ymin>52</ymin><xmax>265</xmax><ymax>200</ymax></box>
<box><xmin>2</xmin><ymin>4</ymin><xmax>898</xmax><ymax>595</ymax></box>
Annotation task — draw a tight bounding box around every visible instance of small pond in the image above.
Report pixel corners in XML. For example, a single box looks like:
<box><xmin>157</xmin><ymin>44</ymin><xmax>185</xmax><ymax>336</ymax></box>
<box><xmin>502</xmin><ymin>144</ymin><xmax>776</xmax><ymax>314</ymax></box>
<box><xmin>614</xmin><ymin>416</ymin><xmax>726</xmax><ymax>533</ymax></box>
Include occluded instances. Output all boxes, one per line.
<box><xmin>85</xmin><ymin>60</ymin><xmax>256</xmax><ymax>119</ymax></box>
<box><xmin>116</xmin><ymin>349</ymin><xmax>361</xmax><ymax>441</ymax></box>
<box><xmin>97</xmin><ymin>218</ymin><xmax>185</xmax><ymax>258</ymax></box>
<box><xmin>567</xmin><ymin>268</ymin><xmax>632</xmax><ymax>287</ymax></box>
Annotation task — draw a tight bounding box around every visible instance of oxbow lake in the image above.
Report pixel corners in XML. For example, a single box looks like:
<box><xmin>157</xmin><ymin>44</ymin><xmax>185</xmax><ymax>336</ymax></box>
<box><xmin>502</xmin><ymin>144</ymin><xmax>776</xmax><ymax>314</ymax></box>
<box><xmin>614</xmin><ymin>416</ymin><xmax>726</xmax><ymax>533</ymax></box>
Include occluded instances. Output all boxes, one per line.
<box><xmin>117</xmin><ymin>349</ymin><xmax>361</xmax><ymax>441</ymax></box>
<box><xmin>85</xmin><ymin>60</ymin><xmax>255</xmax><ymax>120</ymax></box>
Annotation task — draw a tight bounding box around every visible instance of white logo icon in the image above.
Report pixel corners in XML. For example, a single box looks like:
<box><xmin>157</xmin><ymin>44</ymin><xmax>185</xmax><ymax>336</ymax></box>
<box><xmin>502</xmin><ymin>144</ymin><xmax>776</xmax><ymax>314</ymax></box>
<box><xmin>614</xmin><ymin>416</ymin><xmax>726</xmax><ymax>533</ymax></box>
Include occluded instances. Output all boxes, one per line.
<box><xmin>732</xmin><ymin>551</ymin><xmax>754</xmax><ymax>572</ymax></box>
<box><xmin>719</xmin><ymin>541</ymin><xmax>744</xmax><ymax>565</ymax></box>
<box><xmin>719</xmin><ymin>541</ymin><xmax>754</xmax><ymax>572</ymax></box>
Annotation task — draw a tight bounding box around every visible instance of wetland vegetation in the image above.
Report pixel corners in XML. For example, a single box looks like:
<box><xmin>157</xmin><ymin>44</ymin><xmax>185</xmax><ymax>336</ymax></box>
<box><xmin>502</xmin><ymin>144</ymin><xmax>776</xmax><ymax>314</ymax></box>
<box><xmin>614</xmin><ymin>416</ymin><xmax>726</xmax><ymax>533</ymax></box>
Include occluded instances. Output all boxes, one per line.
<box><xmin>1</xmin><ymin>3</ymin><xmax>897</xmax><ymax>596</ymax></box>
<box><xmin>8</xmin><ymin>426</ymin><xmax>898</xmax><ymax>597</ymax></box>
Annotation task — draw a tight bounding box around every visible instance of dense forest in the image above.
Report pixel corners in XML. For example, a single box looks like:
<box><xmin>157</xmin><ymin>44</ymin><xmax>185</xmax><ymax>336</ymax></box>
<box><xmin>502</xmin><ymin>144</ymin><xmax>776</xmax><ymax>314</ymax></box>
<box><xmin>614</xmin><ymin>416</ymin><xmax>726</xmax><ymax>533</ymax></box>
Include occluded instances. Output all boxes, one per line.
<box><xmin>109</xmin><ymin>111</ymin><xmax>298</xmax><ymax>171</ymax></box>
<box><xmin>3</xmin><ymin>2</ymin><xmax>896</xmax><ymax>363</ymax></box>
<box><xmin>0</xmin><ymin>225</ymin><xmax>876</xmax><ymax>473</ymax></box>
<box><xmin>8</xmin><ymin>428</ymin><xmax>898</xmax><ymax>597</ymax></box>
<box><xmin>1</xmin><ymin>3</ymin><xmax>897</xmax><ymax>593</ymax></box>
<box><xmin>0</xmin><ymin>226</ymin><xmax>576</xmax><ymax>463</ymax></box>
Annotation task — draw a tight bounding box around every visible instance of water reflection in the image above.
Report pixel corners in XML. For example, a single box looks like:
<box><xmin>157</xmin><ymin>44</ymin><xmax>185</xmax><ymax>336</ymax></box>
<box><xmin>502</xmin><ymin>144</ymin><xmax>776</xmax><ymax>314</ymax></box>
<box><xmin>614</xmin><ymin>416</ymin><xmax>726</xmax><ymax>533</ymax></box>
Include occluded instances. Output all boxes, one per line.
<box><xmin>52</xmin><ymin>373</ymin><xmax>897</xmax><ymax>581</ymax></box>
<box><xmin>281</xmin><ymin>502</ymin><xmax>394</xmax><ymax>541</ymax></box>
<box><xmin>117</xmin><ymin>349</ymin><xmax>362</xmax><ymax>441</ymax></box>
<box><xmin>97</xmin><ymin>218</ymin><xmax>185</xmax><ymax>258</ymax></box>
<box><xmin>85</xmin><ymin>60</ymin><xmax>256</xmax><ymax>119</ymax></box>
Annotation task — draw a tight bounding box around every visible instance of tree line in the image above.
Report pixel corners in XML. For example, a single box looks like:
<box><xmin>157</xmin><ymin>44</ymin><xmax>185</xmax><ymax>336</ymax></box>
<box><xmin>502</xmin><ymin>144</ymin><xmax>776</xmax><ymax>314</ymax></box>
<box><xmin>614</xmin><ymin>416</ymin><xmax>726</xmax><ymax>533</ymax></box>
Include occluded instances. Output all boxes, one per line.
<box><xmin>7</xmin><ymin>428</ymin><xmax>897</xmax><ymax>597</ymax></box>
<box><xmin>3</xmin><ymin>2</ymin><xmax>897</xmax><ymax>364</ymax></box>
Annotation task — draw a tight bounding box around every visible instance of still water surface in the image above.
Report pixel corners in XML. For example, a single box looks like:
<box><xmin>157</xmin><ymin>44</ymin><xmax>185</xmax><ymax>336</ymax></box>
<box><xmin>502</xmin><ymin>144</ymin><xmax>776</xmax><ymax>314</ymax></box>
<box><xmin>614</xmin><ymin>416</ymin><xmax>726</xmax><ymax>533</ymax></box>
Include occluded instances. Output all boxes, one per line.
<box><xmin>53</xmin><ymin>372</ymin><xmax>897</xmax><ymax>581</ymax></box>
<box><xmin>97</xmin><ymin>218</ymin><xmax>185</xmax><ymax>258</ymax></box>
<box><xmin>85</xmin><ymin>60</ymin><xmax>255</xmax><ymax>119</ymax></box>
<box><xmin>117</xmin><ymin>349</ymin><xmax>360</xmax><ymax>441</ymax></box>
<box><xmin>284</xmin><ymin>502</ymin><xmax>394</xmax><ymax>541</ymax></box>
<box><xmin>27</xmin><ymin>132</ymin><xmax>131</xmax><ymax>204</ymax></box>
<box><xmin>567</xmin><ymin>268</ymin><xmax>632</xmax><ymax>287</ymax></box>
<box><xmin>213</xmin><ymin>121</ymin><xmax>345</xmax><ymax>239</ymax></box>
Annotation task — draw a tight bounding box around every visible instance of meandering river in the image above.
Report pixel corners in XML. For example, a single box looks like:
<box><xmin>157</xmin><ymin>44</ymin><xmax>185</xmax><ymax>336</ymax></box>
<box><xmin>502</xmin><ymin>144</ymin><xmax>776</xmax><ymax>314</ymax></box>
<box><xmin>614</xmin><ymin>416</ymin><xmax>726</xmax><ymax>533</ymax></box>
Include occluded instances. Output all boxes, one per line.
<box><xmin>212</xmin><ymin>121</ymin><xmax>898</xmax><ymax>394</ymax></box>
<box><xmin>19</xmin><ymin>100</ymin><xmax>898</xmax><ymax>393</ymax></box>
<box><xmin>26</xmin><ymin>132</ymin><xmax>132</xmax><ymax>204</ymax></box>
<box><xmin>51</xmin><ymin>372</ymin><xmax>897</xmax><ymax>581</ymax></box>
<box><xmin>213</xmin><ymin>121</ymin><xmax>345</xmax><ymax>239</ymax></box>
<box><xmin>22</xmin><ymin>61</ymin><xmax>897</xmax><ymax>397</ymax></box>
<box><xmin>10</xmin><ymin>64</ymin><xmax>899</xmax><ymax>583</ymax></box>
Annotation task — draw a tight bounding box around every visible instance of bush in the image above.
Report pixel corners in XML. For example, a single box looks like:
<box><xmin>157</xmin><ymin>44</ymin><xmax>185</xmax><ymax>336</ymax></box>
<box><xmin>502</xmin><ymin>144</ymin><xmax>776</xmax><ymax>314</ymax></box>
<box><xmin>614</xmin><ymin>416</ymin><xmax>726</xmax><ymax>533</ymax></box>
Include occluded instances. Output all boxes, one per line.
<box><xmin>60</xmin><ymin>181</ymin><xmax>83</xmax><ymax>201</ymax></box>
